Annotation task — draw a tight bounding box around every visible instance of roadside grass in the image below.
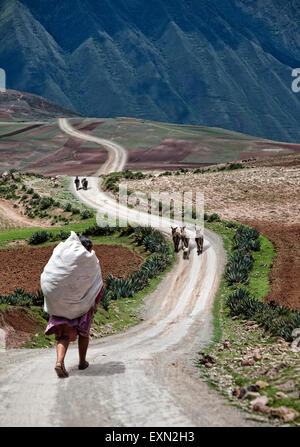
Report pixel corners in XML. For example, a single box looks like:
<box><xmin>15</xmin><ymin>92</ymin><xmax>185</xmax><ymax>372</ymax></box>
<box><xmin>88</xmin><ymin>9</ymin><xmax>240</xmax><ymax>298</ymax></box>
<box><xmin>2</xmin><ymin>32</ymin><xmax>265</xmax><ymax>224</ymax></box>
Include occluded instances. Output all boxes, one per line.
<box><xmin>248</xmin><ymin>236</ymin><xmax>275</xmax><ymax>301</ymax></box>
<box><xmin>204</xmin><ymin>221</ymin><xmax>235</xmax><ymax>344</ymax></box>
<box><xmin>198</xmin><ymin>220</ymin><xmax>300</xmax><ymax>426</ymax></box>
<box><xmin>205</xmin><ymin>221</ymin><xmax>275</xmax><ymax>344</ymax></box>
<box><xmin>0</xmin><ymin>219</ymin><xmax>96</xmax><ymax>248</ymax></box>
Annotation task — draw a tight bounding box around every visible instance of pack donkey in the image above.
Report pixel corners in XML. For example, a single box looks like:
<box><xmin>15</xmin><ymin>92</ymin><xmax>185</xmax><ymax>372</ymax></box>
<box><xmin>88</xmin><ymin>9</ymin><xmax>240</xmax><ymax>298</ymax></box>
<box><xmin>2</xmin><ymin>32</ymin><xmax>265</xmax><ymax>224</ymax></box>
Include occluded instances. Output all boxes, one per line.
<box><xmin>180</xmin><ymin>227</ymin><xmax>190</xmax><ymax>248</ymax></box>
<box><xmin>181</xmin><ymin>227</ymin><xmax>190</xmax><ymax>260</ymax></box>
<box><xmin>171</xmin><ymin>227</ymin><xmax>181</xmax><ymax>253</ymax></box>
<box><xmin>195</xmin><ymin>226</ymin><xmax>204</xmax><ymax>255</ymax></box>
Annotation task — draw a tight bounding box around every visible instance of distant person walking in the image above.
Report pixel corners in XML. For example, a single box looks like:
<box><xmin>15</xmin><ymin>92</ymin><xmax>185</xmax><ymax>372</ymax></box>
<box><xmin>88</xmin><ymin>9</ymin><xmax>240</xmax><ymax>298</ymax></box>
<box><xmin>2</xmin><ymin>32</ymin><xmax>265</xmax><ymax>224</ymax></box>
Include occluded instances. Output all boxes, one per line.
<box><xmin>74</xmin><ymin>176</ymin><xmax>80</xmax><ymax>191</ymax></box>
<box><xmin>41</xmin><ymin>233</ymin><xmax>103</xmax><ymax>378</ymax></box>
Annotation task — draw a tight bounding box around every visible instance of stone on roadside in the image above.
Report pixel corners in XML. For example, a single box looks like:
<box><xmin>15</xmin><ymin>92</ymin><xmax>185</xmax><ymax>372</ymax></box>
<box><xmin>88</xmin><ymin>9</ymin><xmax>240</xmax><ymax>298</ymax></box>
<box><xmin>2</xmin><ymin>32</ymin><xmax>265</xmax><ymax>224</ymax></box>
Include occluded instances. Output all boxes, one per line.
<box><xmin>256</xmin><ymin>367</ymin><xmax>269</xmax><ymax>376</ymax></box>
<box><xmin>277</xmin><ymin>337</ymin><xmax>288</xmax><ymax>345</ymax></box>
<box><xmin>241</xmin><ymin>357</ymin><xmax>255</xmax><ymax>366</ymax></box>
<box><xmin>277</xmin><ymin>380</ymin><xmax>295</xmax><ymax>392</ymax></box>
<box><xmin>243</xmin><ymin>391</ymin><xmax>261</xmax><ymax>400</ymax></box>
<box><xmin>223</xmin><ymin>340</ymin><xmax>231</xmax><ymax>349</ymax></box>
<box><xmin>247</xmin><ymin>384</ymin><xmax>260</xmax><ymax>393</ymax></box>
<box><xmin>255</xmin><ymin>380</ymin><xmax>269</xmax><ymax>389</ymax></box>
<box><xmin>251</xmin><ymin>395</ymin><xmax>270</xmax><ymax>408</ymax></box>
<box><xmin>199</xmin><ymin>353</ymin><xmax>216</xmax><ymax>366</ymax></box>
<box><xmin>288</xmin><ymin>390</ymin><xmax>299</xmax><ymax>399</ymax></box>
<box><xmin>251</xmin><ymin>396</ymin><xmax>270</xmax><ymax>415</ymax></box>
<box><xmin>253</xmin><ymin>350</ymin><xmax>262</xmax><ymax>361</ymax></box>
<box><xmin>232</xmin><ymin>386</ymin><xmax>241</xmax><ymax>398</ymax></box>
<box><xmin>270</xmin><ymin>406</ymin><xmax>299</xmax><ymax>422</ymax></box>
<box><xmin>252</xmin><ymin>402</ymin><xmax>271</xmax><ymax>415</ymax></box>
<box><xmin>275</xmin><ymin>391</ymin><xmax>288</xmax><ymax>399</ymax></box>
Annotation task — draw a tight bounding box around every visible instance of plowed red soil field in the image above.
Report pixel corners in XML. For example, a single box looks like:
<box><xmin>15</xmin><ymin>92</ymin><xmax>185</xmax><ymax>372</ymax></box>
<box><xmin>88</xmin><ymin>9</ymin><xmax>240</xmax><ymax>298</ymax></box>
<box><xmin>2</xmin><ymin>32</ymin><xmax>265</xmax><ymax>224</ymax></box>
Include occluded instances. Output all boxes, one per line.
<box><xmin>0</xmin><ymin>244</ymin><xmax>143</xmax><ymax>295</ymax></box>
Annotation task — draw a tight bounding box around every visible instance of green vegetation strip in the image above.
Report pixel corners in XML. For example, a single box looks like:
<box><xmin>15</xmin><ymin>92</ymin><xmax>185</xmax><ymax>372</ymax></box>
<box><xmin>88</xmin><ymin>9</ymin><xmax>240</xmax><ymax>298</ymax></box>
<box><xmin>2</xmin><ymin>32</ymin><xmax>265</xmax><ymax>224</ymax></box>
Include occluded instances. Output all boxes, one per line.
<box><xmin>0</xmin><ymin>219</ymin><xmax>96</xmax><ymax>247</ymax></box>
<box><xmin>198</xmin><ymin>220</ymin><xmax>300</xmax><ymax>425</ymax></box>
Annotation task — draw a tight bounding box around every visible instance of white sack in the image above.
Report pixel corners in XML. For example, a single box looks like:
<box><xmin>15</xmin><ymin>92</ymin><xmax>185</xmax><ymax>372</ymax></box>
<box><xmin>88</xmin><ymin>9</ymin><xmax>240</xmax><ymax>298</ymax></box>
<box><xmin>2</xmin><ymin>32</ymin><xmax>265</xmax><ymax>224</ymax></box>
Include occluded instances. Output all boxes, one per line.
<box><xmin>41</xmin><ymin>231</ymin><xmax>103</xmax><ymax>319</ymax></box>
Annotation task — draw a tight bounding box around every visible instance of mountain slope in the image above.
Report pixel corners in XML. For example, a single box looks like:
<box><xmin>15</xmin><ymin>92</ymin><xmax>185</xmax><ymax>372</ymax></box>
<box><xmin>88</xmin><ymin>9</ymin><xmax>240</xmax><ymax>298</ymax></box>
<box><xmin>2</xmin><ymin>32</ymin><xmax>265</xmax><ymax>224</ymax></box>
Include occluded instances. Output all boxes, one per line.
<box><xmin>1</xmin><ymin>0</ymin><xmax>300</xmax><ymax>142</ymax></box>
<box><xmin>0</xmin><ymin>89</ymin><xmax>81</xmax><ymax>120</ymax></box>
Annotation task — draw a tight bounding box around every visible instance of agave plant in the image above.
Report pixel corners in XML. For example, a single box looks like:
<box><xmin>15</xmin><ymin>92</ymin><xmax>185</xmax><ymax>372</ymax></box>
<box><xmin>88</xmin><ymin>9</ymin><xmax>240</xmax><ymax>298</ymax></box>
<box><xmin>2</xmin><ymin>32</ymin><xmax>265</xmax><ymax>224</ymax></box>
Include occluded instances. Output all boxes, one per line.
<box><xmin>100</xmin><ymin>288</ymin><xmax>111</xmax><ymax>310</ymax></box>
<box><xmin>0</xmin><ymin>288</ymin><xmax>41</xmax><ymax>306</ymax></box>
<box><xmin>225</xmin><ymin>264</ymin><xmax>249</xmax><ymax>285</ymax></box>
<box><xmin>249</xmin><ymin>239</ymin><xmax>261</xmax><ymax>252</ymax></box>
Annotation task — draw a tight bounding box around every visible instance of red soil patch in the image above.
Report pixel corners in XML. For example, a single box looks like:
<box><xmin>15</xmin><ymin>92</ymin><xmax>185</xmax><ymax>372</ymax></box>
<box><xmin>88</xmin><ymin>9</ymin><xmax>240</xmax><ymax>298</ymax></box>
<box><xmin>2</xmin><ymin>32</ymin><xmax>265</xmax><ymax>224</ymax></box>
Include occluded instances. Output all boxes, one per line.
<box><xmin>126</xmin><ymin>139</ymin><xmax>214</xmax><ymax>170</ymax></box>
<box><xmin>0</xmin><ymin>124</ymin><xmax>43</xmax><ymax>139</ymax></box>
<box><xmin>31</xmin><ymin>122</ymin><xmax>107</xmax><ymax>175</ymax></box>
<box><xmin>0</xmin><ymin>308</ymin><xmax>44</xmax><ymax>349</ymax></box>
<box><xmin>78</xmin><ymin>122</ymin><xmax>104</xmax><ymax>132</ymax></box>
<box><xmin>30</xmin><ymin>144</ymin><xmax>107</xmax><ymax>176</ymax></box>
<box><xmin>241</xmin><ymin>220</ymin><xmax>300</xmax><ymax>309</ymax></box>
<box><xmin>127</xmin><ymin>139</ymin><xmax>196</xmax><ymax>166</ymax></box>
<box><xmin>0</xmin><ymin>244</ymin><xmax>143</xmax><ymax>295</ymax></box>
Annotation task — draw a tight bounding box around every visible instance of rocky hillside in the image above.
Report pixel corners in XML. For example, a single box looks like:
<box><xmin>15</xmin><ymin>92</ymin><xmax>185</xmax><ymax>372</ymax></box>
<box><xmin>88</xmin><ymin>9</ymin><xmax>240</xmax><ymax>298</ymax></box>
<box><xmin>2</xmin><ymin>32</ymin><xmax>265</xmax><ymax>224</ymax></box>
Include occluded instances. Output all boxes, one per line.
<box><xmin>1</xmin><ymin>0</ymin><xmax>300</xmax><ymax>141</ymax></box>
<box><xmin>0</xmin><ymin>89</ymin><xmax>81</xmax><ymax>120</ymax></box>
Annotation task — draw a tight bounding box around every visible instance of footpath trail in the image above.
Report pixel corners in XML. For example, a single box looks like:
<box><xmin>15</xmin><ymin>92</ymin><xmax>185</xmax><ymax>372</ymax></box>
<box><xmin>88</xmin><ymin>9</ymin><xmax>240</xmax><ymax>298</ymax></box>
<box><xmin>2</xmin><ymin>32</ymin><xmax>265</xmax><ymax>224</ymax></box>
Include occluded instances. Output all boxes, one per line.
<box><xmin>0</xmin><ymin>119</ymin><xmax>266</xmax><ymax>427</ymax></box>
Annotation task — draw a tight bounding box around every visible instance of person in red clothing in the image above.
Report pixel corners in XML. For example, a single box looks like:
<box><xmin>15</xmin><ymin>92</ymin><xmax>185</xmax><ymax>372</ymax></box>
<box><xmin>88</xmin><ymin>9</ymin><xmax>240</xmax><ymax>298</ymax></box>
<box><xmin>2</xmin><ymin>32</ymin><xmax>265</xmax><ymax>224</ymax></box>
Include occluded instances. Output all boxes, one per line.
<box><xmin>45</xmin><ymin>235</ymin><xmax>103</xmax><ymax>378</ymax></box>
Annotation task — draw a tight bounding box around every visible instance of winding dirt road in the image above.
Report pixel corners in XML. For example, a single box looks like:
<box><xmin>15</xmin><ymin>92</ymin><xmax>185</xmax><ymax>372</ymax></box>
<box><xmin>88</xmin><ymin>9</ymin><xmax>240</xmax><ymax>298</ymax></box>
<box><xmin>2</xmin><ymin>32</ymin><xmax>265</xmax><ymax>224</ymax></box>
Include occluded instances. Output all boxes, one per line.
<box><xmin>0</xmin><ymin>119</ymin><xmax>264</xmax><ymax>427</ymax></box>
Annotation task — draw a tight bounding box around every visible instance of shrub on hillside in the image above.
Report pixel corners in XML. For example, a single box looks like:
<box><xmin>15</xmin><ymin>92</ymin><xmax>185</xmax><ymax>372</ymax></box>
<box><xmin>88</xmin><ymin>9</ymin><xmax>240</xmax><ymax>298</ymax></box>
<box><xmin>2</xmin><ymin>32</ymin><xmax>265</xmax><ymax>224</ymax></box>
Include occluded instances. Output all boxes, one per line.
<box><xmin>64</xmin><ymin>202</ymin><xmax>72</xmax><ymax>212</ymax></box>
<box><xmin>29</xmin><ymin>230</ymin><xmax>52</xmax><ymax>245</ymax></box>
<box><xmin>228</xmin><ymin>163</ymin><xmax>244</xmax><ymax>170</ymax></box>
<box><xmin>80</xmin><ymin>209</ymin><xmax>93</xmax><ymax>219</ymax></box>
<box><xmin>207</xmin><ymin>213</ymin><xmax>220</xmax><ymax>222</ymax></box>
